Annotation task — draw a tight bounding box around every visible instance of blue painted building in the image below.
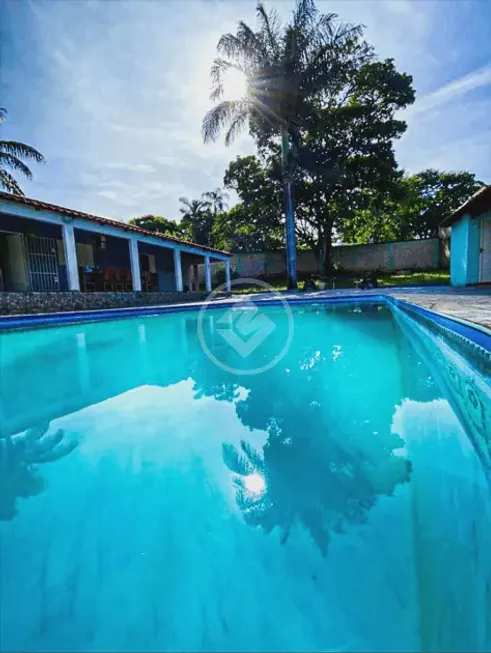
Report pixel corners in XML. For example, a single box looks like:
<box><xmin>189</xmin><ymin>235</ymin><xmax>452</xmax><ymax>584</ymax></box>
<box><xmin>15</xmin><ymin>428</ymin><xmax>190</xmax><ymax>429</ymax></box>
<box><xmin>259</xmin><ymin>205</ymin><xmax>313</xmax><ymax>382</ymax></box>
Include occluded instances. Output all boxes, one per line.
<box><xmin>441</xmin><ymin>186</ymin><xmax>491</xmax><ymax>286</ymax></box>
<box><xmin>0</xmin><ymin>192</ymin><xmax>231</xmax><ymax>294</ymax></box>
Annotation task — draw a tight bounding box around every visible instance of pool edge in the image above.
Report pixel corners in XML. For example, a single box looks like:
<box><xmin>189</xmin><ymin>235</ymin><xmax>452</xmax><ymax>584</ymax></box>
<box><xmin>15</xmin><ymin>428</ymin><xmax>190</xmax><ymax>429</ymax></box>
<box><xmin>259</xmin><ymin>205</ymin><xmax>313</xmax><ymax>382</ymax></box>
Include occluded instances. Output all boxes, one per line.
<box><xmin>1</xmin><ymin>292</ymin><xmax>490</xmax><ymax>355</ymax></box>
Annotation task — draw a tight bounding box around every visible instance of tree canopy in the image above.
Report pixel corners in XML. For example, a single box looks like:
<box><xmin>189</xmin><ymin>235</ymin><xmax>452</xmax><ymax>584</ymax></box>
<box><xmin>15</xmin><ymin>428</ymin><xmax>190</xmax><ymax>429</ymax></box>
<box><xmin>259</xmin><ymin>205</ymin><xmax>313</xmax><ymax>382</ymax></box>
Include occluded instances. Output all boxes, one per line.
<box><xmin>129</xmin><ymin>214</ymin><xmax>187</xmax><ymax>238</ymax></box>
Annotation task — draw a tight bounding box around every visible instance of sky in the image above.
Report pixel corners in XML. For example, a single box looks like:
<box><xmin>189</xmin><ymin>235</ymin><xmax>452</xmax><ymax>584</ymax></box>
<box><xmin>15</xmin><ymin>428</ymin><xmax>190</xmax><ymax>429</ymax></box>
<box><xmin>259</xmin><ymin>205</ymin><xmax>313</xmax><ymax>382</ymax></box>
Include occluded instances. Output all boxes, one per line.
<box><xmin>2</xmin><ymin>0</ymin><xmax>491</xmax><ymax>224</ymax></box>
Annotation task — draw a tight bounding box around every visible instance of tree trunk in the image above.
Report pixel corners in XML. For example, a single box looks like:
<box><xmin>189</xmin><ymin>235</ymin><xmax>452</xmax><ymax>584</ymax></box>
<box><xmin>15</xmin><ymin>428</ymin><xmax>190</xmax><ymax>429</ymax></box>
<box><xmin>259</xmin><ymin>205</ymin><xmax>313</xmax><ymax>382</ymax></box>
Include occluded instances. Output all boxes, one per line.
<box><xmin>281</xmin><ymin>130</ymin><xmax>297</xmax><ymax>290</ymax></box>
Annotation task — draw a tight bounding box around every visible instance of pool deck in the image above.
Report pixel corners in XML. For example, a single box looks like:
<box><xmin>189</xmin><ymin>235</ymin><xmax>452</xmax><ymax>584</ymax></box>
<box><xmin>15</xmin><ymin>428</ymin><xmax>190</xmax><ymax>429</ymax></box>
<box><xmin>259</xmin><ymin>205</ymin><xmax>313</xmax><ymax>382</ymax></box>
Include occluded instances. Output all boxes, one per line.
<box><xmin>236</xmin><ymin>286</ymin><xmax>491</xmax><ymax>332</ymax></box>
<box><xmin>385</xmin><ymin>287</ymin><xmax>491</xmax><ymax>331</ymax></box>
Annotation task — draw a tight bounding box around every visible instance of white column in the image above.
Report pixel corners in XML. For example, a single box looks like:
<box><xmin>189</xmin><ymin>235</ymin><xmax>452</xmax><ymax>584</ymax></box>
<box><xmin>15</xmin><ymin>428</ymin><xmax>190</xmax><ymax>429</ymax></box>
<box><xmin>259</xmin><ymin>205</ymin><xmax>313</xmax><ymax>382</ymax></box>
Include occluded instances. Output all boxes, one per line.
<box><xmin>129</xmin><ymin>239</ymin><xmax>142</xmax><ymax>291</ymax></box>
<box><xmin>173</xmin><ymin>248</ymin><xmax>183</xmax><ymax>292</ymax></box>
<box><xmin>204</xmin><ymin>255</ymin><xmax>212</xmax><ymax>293</ymax></box>
<box><xmin>225</xmin><ymin>259</ymin><xmax>232</xmax><ymax>292</ymax></box>
<box><xmin>62</xmin><ymin>222</ymin><xmax>80</xmax><ymax>291</ymax></box>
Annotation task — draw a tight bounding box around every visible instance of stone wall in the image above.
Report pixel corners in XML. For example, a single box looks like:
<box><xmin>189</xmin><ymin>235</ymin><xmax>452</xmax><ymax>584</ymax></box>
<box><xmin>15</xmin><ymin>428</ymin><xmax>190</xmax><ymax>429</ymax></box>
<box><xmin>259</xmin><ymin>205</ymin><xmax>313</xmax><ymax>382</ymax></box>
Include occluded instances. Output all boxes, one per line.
<box><xmin>0</xmin><ymin>291</ymin><xmax>216</xmax><ymax>316</ymax></box>
<box><xmin>200</xmin><ymin>237</ymin><xmax>450</xmax><ymax>282</ymax></box>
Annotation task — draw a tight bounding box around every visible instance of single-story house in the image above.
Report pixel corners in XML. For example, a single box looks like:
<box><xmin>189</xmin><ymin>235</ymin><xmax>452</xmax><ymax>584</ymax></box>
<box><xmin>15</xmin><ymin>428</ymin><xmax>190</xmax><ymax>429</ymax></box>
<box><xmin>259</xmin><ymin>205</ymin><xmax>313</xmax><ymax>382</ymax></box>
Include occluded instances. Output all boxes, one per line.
<box><xmin>440</xmin><ymin>185</ymin><xmax>491</xmax><ymax>287</ymax></box>
<box><xmin>0</xmin><ymin>192</ymin><xmax>232</xmax><ymax>293</ymax></box>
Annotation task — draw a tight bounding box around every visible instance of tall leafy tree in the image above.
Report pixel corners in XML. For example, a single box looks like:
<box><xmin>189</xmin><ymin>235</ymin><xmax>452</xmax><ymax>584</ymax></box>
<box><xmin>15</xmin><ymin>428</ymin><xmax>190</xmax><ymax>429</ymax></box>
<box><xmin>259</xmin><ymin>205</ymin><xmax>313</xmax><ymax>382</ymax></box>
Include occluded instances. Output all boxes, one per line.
<box><xmin>338</xmin><ymin>169</ymin><xmax>484</xmax><ymax>244</ymax></box>
<box><xmin>217</xmin><ymin>154</ymin><xmax>283</xmax><ymax>251</ymax></box>
<box><xmin>202</xmin><ymin>0</ymin><xmax>363</xmax><ymax>289</ymax></box>
<box><xmin>395</xmin><ymin>169</ymin><xmax>484</xmax><ymax>240</ymax></box>
<box><xmin>286</xmin><ymin>56</ymin><xmax>414</xmax><ymax>272</ymax></box>
<box><xmin>0</xmin><ymin>108</ymin><xmax>46</xmax><ymax>195</ymax></box>
<box><xmin>129</xmin><ymin>214</ymin><xmax>187</xmax><ymax>238</ymax></box>
<box><xmin>211</xmin><ymin>204</ymin><xmax>284</xmax><ymax>252</ymax></box>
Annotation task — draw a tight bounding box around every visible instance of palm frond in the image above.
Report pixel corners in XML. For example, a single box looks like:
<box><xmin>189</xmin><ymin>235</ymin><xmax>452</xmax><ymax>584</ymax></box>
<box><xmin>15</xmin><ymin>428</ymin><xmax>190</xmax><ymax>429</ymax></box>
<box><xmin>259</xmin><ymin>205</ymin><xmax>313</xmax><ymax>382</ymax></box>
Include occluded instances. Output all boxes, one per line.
<box><xmin>301</xmin><ymin>19</ymin><xmax>364</xmax><ymax>92</ymax></box>
<box><xmin>217</xmin><ymin>30</ymin><xmax>263</xmax><ymax>66</ymax></box>
<box><xmin>293</xmin><ymin>0</ymin><xmax>318</xmax><ymax>32</ymax></box>
<box><xmin>178</xmin><ymin>196</ymin><xmax>193</xmax><ymax>212</ymax></box>
<box><xmin>26</xmin><ymin>428</ymin><xmax>64</xmax><ymax>461</ymax></box>
<box><xmin>318</xmin><ymin>14</ymin><xmax>363</xmax><ymax>46</ymax></box>
<box><xmin>0</xmin><ymin>152</ymin><xmax>34</xmax><ymax>179</ymax></box>
<box><xmin>256</xmin><ymin>3</ymin><xmax>281</xmax><ymax>59</ymax></box>
<box><xmin>0</xmin><ymin>140</ymin><xmax>45</xmax><ymax>163</ymax></box>
<box><xmin>236</xmin><ymin>20</ymin><xmax>269</xmax><ymax>63</ymax></box>
<box><xmin>222</xmin><ymin>443</ymin><xmax>253</xmax><ymax>476</ymax></box>
<box><xmin>210</xmin><ymin>58</ymin><xmax>248</xmax><ymax>102</ymax></box>
<box><xmin>16</xmin><ymin>423</ymin><xmax>50</xmax><ymax>447</ymax></box>
<box><xmin>31</xmin><ymin>436</ymin><xmax>78</xmax><ymax>463</ymax></box>
<box><xmin>202</xmin><ymin>100</ymin><xmax>247</xmax><ymax>144</ymax></box>
<box><xmin>0</xmin><ymin>108</ymin><xmax>6</xmax><ymax>124</ymax></box>
<box><xmin>225</xmin><ymin>110</ymin><xmax>249</xmax><ymax>146</ymax></box>
<box><xmin>240</xmin><ymin>440</ymin><xmax>265</xmax><ymax>472</ymax></box>
<box><xmin>0</xmin><ymin>168</ymin><xmax>24</xmax><ymax>195</ymax></box>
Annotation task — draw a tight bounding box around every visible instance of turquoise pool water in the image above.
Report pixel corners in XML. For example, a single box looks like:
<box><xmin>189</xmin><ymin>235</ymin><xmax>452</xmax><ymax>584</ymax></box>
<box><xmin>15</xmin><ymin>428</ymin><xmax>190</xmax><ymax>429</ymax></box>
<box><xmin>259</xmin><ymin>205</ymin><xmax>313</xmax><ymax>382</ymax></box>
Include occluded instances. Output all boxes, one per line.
<box><xmin>0</xmin><ymin>302</ymin><xmax>490</xmax><ymax>652</ymax></box>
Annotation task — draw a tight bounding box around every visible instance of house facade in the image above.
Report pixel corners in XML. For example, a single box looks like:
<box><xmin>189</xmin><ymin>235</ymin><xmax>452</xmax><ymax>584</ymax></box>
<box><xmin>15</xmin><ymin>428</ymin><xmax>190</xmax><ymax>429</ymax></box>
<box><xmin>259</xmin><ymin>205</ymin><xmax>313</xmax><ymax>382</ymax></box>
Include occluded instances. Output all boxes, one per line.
<box><xmin>0</xmin><ymin>192</ymin><xmax>231</xmax><ymax>295</ymax></box>
<box><xmin>441</xmin><ymin>186</ymin><xmax>491</xmax><ymax>286</ymax></box>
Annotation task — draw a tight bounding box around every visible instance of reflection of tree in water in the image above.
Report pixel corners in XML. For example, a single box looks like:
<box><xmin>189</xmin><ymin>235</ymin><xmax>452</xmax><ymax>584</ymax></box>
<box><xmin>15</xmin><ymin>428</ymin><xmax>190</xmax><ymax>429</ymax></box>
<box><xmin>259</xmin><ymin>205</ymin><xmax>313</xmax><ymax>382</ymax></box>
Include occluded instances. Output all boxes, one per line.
<box><xmin>223</xmin><ymin>416</ymin><xmax>411</xmax><ymax>556</ymax></box>
<box><xmin>195</xmin><ymin>305</ymin><xmax>413</xmax><ymax>555</ymax></box>
<box><xmin>0</xmin><ymin>423</ymin><xmax>78</xmax><ymax>521</ymax></box>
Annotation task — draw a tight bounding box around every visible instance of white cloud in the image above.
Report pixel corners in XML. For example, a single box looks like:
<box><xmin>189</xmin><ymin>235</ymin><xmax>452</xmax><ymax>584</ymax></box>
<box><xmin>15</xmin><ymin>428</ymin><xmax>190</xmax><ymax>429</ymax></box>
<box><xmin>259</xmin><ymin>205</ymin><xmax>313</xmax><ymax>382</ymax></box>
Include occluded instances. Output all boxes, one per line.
<box><xmin>405</xmin><ymin>62</ymin><xmax>491</xmax><ymax>118</ymax></box>
<box><xmin>104</xmin><ymin>162</ymin><xmax>157</xmax><ymax>173</ymax></box>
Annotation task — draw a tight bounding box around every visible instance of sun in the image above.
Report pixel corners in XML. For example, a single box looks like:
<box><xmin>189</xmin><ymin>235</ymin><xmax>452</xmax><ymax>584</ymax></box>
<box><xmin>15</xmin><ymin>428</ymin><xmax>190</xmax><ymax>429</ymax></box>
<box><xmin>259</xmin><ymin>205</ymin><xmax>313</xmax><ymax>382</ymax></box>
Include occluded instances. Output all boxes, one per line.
<box><xmin>244</xmin><ymin>472</ymin><xmax>266</xmax><ymax>496</ymax></box>
<box><xmin>222</xmin><ymin>67</ymin><xmax>248</xmax><ymax>101</ymax></box>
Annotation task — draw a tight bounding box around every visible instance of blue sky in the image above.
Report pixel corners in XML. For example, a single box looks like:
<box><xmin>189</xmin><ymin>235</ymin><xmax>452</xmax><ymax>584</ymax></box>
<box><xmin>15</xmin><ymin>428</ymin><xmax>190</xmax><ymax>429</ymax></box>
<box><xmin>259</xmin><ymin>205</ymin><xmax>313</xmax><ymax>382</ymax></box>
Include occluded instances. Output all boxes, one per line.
<box><xmin>2</xmin><ymin>0</ymin><xmax>491</xmax><ymax>223</ymax></box>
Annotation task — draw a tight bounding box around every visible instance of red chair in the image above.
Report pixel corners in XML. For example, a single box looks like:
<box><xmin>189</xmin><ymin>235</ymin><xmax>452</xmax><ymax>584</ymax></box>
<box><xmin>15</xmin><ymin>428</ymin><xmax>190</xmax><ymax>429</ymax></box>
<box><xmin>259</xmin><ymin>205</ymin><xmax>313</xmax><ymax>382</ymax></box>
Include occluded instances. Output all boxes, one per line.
<box><xmin>103</xmin><ymin>268</ymin><xmax>114</xmax><ymax>291</ymax></box>
<box><xmin>124</xmin><ymin>268</ymin><xmax>133</xmax><ymax>292</ymax></box>
<box><xmin>113</xmin><ymin>268</ymin><xmax>124</xmax><ymax>292</ymax></box>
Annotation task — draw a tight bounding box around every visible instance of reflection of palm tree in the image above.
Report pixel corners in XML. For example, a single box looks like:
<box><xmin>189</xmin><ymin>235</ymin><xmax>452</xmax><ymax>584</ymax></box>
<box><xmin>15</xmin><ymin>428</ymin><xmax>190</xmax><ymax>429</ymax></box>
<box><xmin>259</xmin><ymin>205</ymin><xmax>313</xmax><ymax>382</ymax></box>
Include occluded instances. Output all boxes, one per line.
<box><xmin>0</xmin><ymin>423</ymin><xmax>78</xmax><ymax>521</ymax></box>
<box><xmin>223</xmin><ymin>428</ymin><xmax>411</xmax><ymax>556</ymax></box>
<box><xmin>194</xmin><ymin>305</ymin><xmax>414</xmax><ymax>554</ymax></box>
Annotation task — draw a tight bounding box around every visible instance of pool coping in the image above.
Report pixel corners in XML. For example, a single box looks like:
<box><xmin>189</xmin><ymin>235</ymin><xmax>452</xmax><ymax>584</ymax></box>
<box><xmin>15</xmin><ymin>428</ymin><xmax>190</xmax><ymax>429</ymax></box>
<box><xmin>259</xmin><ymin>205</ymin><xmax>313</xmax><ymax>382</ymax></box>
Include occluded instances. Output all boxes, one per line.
<box><xmin>1</xmin><ymin>291</ymin><xmax>490</xmax><ymax>355</ymax></box>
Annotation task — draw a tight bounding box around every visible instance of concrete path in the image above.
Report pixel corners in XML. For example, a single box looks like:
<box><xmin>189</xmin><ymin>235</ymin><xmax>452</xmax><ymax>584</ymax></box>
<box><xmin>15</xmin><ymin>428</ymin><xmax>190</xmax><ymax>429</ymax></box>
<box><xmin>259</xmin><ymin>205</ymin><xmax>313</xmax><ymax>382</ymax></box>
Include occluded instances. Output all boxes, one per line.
<box><xmin>233</xmin><ymin>285</ymin><xmax>491</xmax><ymax>332</ymax></box>
<box><xmin>386</xmin><ymin>287</ymin><xmax>491</xmax><ymax>331</ymax></box>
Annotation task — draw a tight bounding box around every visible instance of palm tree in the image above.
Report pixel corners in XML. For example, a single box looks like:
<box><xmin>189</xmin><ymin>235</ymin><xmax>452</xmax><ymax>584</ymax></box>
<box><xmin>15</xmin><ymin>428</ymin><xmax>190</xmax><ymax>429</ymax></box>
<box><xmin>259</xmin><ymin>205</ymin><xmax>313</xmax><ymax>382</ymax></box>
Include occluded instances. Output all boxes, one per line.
<box><xmin>0</xmin><ymin>108</ymin><xmax>46</xmax><ymax>195</ymax></box>
<box><xmin>0</xmin><ymin>422</ymin><xmax>78</xmax><ymax>521</ymax></box>
<box><xmin>203</xmin><ymin>188</ymin><xmax>229</xmax><ymax>215</ymax></box>
<box><xmin>179</xmin><ymin>196</ymin><xmax>211</xmax><ymax>220</ymax></box>
<box><xmin>179</xmin><ymin>196</ymin><xmax>214</xmax><ymax>245</ymax></box>
<box><xmin>201</xmin><ymin>0</ymin><xmax>362</xmax><ymax>289</ymax></box>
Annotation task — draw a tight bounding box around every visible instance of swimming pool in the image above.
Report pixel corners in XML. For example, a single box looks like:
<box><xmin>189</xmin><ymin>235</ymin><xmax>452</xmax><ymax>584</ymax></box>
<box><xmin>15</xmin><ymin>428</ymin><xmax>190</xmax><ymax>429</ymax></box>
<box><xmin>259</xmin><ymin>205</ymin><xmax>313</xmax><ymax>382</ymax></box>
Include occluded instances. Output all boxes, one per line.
<box><xmin>1</xmin><ymin>299</ymin><xmax>490</xmax><ymax>652</ymax></box>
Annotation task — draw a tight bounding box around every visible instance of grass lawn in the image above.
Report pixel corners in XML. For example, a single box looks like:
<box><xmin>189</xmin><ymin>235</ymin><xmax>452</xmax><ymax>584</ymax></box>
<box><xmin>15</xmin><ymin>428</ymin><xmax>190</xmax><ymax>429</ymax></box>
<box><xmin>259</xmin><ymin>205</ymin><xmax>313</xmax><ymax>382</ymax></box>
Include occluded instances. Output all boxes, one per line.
<box><xmin>228</xmin><ymin>269</ymin><xmax>449</xmax><ymax>293</ymax></box>
<box><xmin>378</xmin><ymin>270</ymin><xmax>450</xmax><ymax>287</ymax></box>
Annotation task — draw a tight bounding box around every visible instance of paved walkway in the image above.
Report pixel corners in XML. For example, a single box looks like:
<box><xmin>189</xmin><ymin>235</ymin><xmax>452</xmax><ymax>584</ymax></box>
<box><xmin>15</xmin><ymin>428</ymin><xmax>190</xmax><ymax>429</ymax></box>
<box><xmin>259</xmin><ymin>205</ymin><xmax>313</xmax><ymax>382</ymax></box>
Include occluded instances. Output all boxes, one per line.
<box><xmin>386</xmin><ymin>287</ymin><xmax>491</xmax><ymax>331</ymax></box>
<box><xmin>235</xmin><ymin>286</ymin><xmax>491</xmax><ymax>332</ymax></box>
